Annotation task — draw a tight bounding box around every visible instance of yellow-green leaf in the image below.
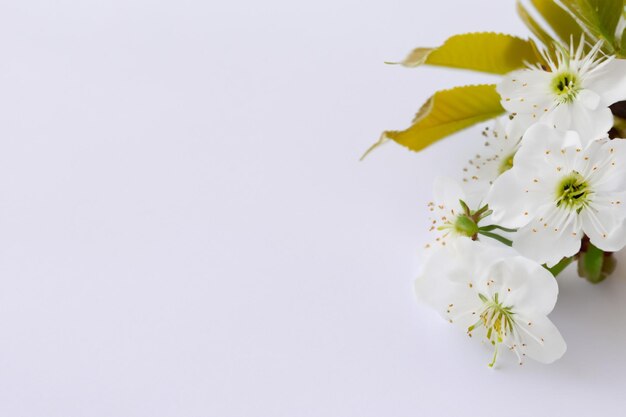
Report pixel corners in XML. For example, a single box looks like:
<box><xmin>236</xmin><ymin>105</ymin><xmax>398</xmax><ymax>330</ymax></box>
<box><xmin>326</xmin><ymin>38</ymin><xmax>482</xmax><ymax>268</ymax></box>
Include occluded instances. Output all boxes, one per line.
<box><xmin>530</xmin><ymin>0</ymin><xmax>584</xmax><ymax>44</ymax></box>
<box><xmin>517</xmin><ymin>1</ymin><xmax>556</xmax><ymax>48</ymax></box>
<box><xmin>391</xmin><ymin>33</ymin><xmax>541</xmax><ymax>75</ymax></box>
<box><xmin>372</xmin><ymin>85</ymin><xmax>505</xmax><ymax>155</ymax></box>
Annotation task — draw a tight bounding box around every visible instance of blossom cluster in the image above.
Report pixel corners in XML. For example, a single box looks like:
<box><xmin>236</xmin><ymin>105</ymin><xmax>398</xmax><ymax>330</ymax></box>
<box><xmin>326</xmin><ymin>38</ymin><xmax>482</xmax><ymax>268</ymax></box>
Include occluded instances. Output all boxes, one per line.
<box><xmin>417</xmin><ymin>40</ymin><xmax>626</xmax><ymax>367</ymax></box>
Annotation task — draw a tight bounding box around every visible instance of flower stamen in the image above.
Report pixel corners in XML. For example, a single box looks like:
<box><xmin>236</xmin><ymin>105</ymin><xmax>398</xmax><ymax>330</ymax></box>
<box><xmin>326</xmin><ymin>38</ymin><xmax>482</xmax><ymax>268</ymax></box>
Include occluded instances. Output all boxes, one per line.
<box><xmin>467</xmin><ymin>292</ymin><xmax>516</xmax><ymax>367</ymax></box>
<box><xmin>551</xmin><ymin>71</ymin><xmax>580</xmax><ymax>103</ymax></box>
<box><xmin>555</xmin><ymin>171</ymin><xmax>591</xmax><ymax>212</ymax></box>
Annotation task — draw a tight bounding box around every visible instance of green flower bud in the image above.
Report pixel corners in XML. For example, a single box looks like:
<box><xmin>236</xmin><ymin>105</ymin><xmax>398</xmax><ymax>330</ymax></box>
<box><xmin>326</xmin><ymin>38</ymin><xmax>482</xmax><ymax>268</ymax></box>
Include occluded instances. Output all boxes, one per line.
<box><xmin>454</xmin><ymin>214</ymin><xmax>479</xmax><ymax>238</ymax></box>
<box><xmin>577</xmin><ymin>241</ymin><xmax>617</xmax><ymax>284</ymax></box>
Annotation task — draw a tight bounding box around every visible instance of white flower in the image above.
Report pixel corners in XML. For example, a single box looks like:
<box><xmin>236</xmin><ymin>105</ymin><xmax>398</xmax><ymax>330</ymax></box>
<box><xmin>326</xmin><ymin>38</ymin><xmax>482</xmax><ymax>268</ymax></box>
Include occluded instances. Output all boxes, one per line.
<box><xmin>415</xmin><ymin>238</ymin><xmax>566</xmax><ymax>367</ymax></box>
<box><xmin>497</xmin><ymin>40</ymin><xmax>626</xmax><ymax>142</ymax></box>
<box><xmin>426</xmin><ymin>178</ymin><xmax>488</xmax><ymax>247</ymax></box>
<box><xmin>463</xmin><ymin>119</ymin><xmax>521</xmax><ymax>191</ymax></box>
<box><xmin>487</xmin><ymin>123</ymin><xmax>626</xmax><ymax>267</ymax></box>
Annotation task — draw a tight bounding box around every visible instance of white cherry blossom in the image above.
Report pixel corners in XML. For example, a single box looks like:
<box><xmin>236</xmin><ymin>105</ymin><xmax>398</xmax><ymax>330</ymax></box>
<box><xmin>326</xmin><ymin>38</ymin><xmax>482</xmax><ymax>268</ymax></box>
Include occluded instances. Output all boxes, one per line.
<box><xmin>415</xmin><ymin>238</ymin><xmax>566</xmax><ymax>367</ymax></box>
<box><xmin>426</xmin><ymin>178</ymin><xmax>489</xmax><ymax>248</ymax></box>
<box><xmin>497</xmin><ymin>40</ymin><xmax>626</xmax><ymax>143</ymax></box>
<box><xmin>487</xmin><ymin>123</ymin><xmax>626</xmax><ymax>267</ymax></box>
<box><xmin>463</xmin><ymin>119</ymin><xmax>521</xmax><ymax>192</ymax></box>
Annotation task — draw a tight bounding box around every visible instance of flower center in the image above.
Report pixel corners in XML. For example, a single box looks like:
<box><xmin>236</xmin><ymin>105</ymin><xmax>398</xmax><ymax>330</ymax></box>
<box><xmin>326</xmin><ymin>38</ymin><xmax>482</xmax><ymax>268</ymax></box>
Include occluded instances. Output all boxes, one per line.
<box><xmin>436</xmin><ymin>213</ymin><xmax>479</xmax><ymax>239</ymax></box>
<box><xmin>555</xmin><ymin>171</ymin><xmax>591</xmax><ymax>212</ymax></box>
<box><xmin>498</xmin><ymin>152</ymin><xmax>515</xmax><ymax>174</ymax></box>
<box><xmin>452</xmin><ymin>214</ymin><xmax>478</xmax><ymax>237</ymax></box>
<box><xmin>468</xmin><ymin>292</ymin><xmax>515</xmax><ymax>367</ymax></box>
<box><xmin>551</xmin><ymin>71</ymin><xmax>580</xmax><ymax>103</ymax></box>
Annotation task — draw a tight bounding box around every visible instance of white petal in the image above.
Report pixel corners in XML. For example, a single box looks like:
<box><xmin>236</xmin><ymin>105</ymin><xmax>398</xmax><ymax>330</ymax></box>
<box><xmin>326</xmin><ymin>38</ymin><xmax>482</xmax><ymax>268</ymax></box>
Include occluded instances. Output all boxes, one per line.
<box><xmin>581</xmin><ymin>201</ymin><xmax>626</xmax><ymax>252</ymax></box>
<box><xmin>589</xmin><ymin>140</ymin><xmax>626</xmax><ymax>192</ymax></box>
<box><xmin>577</xmin><ymin>88</ymin><xmax>600</xmax><ymax>110</ymax></box>
<box><xmin>541</xmin><ymin>102</ymin><xmax>572</xmax><ymax>130</ymax></box>
<box><xmin>497</xmin><ymin>69</ymin><xmax>553</xmax><ymax>115</ymax></box>
<box><xmin>569</xmin><ymin>104</ymin><xmax>613</xmax><ymax>142</ymax></box>
<box><xmin>488</xmin><ymin>256</ymin><xmax>559</xmax><ymax>316</ymax></box>
<box><xmin>433</xmin><ymin>177</ymin><xmax>466</xmax><ymax>208</ymax></box>
<box><xmin>415</xmin><ymin>240</ymin><xmax>481</xmax><ymax>328</ymax></box>
<box><xmin>585</xmin><ymin>58</ymin><xmax>626</xmax><ymax>105</ymax></box>
<box><xmin>487</xmin><ymin>169</ymin><xmax>552</xmax><ymax>228</ymax></box>
<box><xmin>446</xmin><ymin>238</ymin><xmax>514</xmax><ymax>284</ymax></box>
<box><xmin>415</xmin><ymin>239</ymin><xmax>515</xmax><ymax>329</ymax></box>
<box><xmin>514</xmin><ymin>314</ymin><xmax>567</xmax><ymax>364</ymax></box>
<box><xmin>513</xmin><ymin>209</ymin><xmax>582</xmax><ymax>267</ymax></box>
<box><xmin>487</xmin><ymin>171</ymin><xmax>528</xmax><ymax>227</ymax></box>
<box><xmin>516</xmin><ymin>123</ymin><xmax>580</xmax><ymax>168</ymax></box>
<box><xmin>505</xmin><ymin>113</ymin><xmax>535</xmax><ymax>140</ymax></box>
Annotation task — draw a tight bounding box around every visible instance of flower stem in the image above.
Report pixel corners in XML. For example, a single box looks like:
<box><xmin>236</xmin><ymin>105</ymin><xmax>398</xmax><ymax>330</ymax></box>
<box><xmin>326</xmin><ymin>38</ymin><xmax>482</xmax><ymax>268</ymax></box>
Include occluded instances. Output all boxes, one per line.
<box><xmin>477</xmin><ymin>231</ymin><xmax>513</xmax><ymax>247</ymax></box>
<box><xmin>546</xmin><ymin>257</ymin><xmax>574</xmax><ymax>277</ymax></box>
<box><xmin>478</xmin><ymin>225</ymin><xmax>518</xmax><ymax>233</ymax></box>
<box><xmin>488</xmin><ymin>342</ymin><xmax>499</xmax><ymax>368</ymax></box>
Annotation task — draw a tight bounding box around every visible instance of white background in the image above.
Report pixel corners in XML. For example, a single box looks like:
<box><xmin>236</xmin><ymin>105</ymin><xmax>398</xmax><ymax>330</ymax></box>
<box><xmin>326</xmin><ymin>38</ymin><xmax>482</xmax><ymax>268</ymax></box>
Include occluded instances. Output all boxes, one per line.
<box><xmin>0</xmin><ymin>0</ymin><xmax>625</xmax><ymax>415</ymax></box>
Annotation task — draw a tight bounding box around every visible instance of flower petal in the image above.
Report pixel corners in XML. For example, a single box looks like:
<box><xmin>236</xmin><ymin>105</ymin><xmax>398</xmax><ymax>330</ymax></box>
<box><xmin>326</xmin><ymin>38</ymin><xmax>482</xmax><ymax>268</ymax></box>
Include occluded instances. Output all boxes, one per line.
<box><xmin>433</xmin><ymin>177</ymin><xmax>467</xmax><ymax>209</ymax></box>
<box><xmin>582</xmin><ymin>197</ymin><xmax>626</xmax><ymax>252</ymax></box>
<box><xmin>489</xmin><ymin>256</ymin><xmax>559</xmax><ymax>316</ymax></box>
<box><xmin>542</xmin><ymin>102</ymin><xmax>571</xmax><ymax>130</ymax></box>
<box><xmin>513</xmin><ymin>208</ymin><xmax>582</xmax><ymax>267</ymax></box>
<box><xmin>415</xmin><ymin>240</ymin><xmax>481</xmax><ymax>328</ymax></box>
<box><xmin>577</xmin><ymin>88</ymin><xmax>600</xmax><ymax>110</ymax></box>
<box><xmin>514</xmin><ymin>314</ymin><xmax>567</xmax><ymax>364</ymax></box>
<box><xmin>589</xmin><ymin>140</ymin><xmax>626</xmax><ymax>192</ymax></box>
<box><xmin>569</xmin><ymin>105</ymin><xmax>613</xmax><ymax>141</ymax></box>
<box><xmin>497</xmin><ymin>69</ymin><xmax>553</xmax><ymax>115</ymax></box>
<box><xmin>516</xmin><ymin>123</ymin><xmax>580</xmax><ymax>168</ymax></box>
<box><xmin>487</xmin><ymin>168</ymin><xmax>553</xmax><ymax>228</ymax></box>
<box><xmin>505</xmin><ymin>113</ymin><xmax>534</xmax><ymax>140</ymax></box>
<box><xmin>586</xmin><ymin>58</ymin><xmax>626</xmax><ymax>106</ymax></box>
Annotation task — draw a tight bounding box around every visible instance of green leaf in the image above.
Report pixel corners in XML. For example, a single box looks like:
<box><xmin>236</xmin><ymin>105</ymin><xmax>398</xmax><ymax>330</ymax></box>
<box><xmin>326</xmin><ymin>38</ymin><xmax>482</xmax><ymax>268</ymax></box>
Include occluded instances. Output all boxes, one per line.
<box><xmin>529</xmin><ymin>0</ymin><xmax>584</xmax><ymax>44</ymax></box>
<box><xmin>560</xmin><ymin>0</ymin><xmax>623</xmax><ymax>50</ymax></box>
<box><xmin>390</xmin><ymin>32</ymin><xmax>541</xmax><ymax>75</ymax></box>
<box><xmin>517</xmin><ymin>1</ymin><xmax>557</xmax><ymax>48</ymax></box>
<box><xmin>371</xmin><ymin>85</ymin><xmax>504</xmax><ymax>154</ymax></box>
